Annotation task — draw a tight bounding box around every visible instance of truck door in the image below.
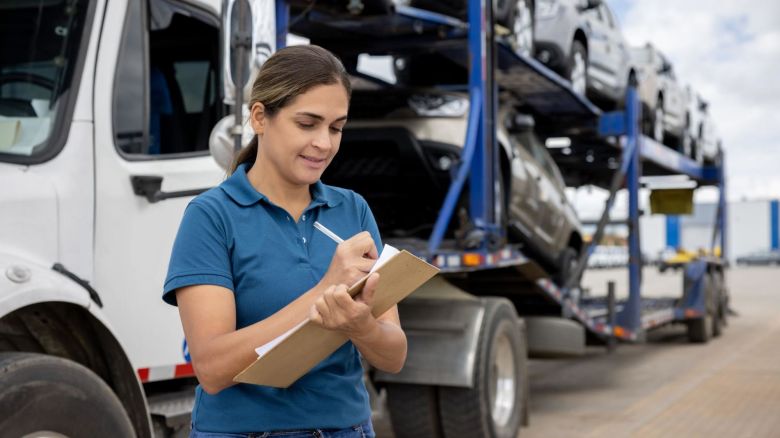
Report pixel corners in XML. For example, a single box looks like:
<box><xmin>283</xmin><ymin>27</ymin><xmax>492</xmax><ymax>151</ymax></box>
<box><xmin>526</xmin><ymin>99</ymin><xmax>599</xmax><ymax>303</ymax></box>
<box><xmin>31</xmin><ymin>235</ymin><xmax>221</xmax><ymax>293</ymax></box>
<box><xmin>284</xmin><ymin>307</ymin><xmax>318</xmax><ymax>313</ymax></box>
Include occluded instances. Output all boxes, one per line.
<box><xmin>92</xmin><ymin>0</ymin><xmax>226</xmax><ymax>370</ymax></box>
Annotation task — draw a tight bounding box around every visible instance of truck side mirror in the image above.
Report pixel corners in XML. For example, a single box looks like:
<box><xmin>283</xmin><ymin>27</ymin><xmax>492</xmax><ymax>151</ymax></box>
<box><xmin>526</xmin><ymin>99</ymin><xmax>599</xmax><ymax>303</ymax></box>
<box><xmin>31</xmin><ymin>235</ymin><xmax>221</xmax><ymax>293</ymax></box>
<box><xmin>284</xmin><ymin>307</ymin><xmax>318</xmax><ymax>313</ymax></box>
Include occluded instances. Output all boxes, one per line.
<box><xmin>222</xmin><ymin>0</ymin><xmax>276</xmax><ymax>107</ymax></box>
<box><xmin>212</xmin><ymin>0</ymin><xmax>276</xmax><ymax>170</ymax></box>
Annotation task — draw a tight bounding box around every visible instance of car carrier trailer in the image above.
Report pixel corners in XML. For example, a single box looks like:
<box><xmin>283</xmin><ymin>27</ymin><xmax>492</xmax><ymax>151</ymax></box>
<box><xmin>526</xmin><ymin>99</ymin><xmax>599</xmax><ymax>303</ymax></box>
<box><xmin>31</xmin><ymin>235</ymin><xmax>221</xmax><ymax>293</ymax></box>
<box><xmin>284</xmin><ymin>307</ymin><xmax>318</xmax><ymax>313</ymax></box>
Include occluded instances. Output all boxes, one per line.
<box><xmin>0</xmin><ymin>0</ymin><xmax>727</xmax><ymax>437</ymax></box>
<box><xmin>279</xmin><ymin>2</ymin><xmax>729</xmax><ymax>437</ymax></box>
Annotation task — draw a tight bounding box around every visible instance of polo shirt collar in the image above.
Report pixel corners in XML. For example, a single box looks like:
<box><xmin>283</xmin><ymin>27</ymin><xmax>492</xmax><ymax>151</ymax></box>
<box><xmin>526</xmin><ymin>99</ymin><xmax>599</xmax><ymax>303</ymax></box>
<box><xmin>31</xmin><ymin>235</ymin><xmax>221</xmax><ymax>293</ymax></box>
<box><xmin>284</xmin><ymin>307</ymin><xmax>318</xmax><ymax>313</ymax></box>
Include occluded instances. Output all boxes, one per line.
<box><xmin>221</xmin><ymin>163</ymin><xmax>341</xmax><ymax>208</ymax></box>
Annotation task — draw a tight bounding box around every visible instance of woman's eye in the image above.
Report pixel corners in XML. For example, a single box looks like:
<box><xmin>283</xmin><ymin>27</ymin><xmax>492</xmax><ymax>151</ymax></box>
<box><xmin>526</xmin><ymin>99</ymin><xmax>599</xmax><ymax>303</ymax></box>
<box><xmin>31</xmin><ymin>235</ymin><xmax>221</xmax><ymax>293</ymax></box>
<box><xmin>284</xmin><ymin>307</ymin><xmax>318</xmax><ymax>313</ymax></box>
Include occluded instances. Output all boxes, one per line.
<box><xmin>298</xmin><ymin>122</ymin><xmax>315</xmax><ymax>129</ymax></box>
<box><xmin>330</xmin><ymin>127</ymin><xmax>343</xmax><ymax>133</ymax></box>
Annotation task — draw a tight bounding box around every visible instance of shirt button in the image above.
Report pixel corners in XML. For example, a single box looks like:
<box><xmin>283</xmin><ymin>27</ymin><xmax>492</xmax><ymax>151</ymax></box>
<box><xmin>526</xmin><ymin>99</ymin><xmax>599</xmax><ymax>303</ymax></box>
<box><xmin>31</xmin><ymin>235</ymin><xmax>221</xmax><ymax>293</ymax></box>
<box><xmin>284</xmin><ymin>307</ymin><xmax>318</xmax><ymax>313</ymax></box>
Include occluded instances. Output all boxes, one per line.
<box><xmin>302</xmin><ymin>214</ymin><xmax>306</xmax><ymax>221</ymax></box>
<box><xmin>286</xmin><ymin>216</ymin><xmax>290</xmax><ymax>221</ymax></box>
<box><xmin>302</xmin><ymin>237</ymin><xmax>307</xmax><ymax>244</ymax></box>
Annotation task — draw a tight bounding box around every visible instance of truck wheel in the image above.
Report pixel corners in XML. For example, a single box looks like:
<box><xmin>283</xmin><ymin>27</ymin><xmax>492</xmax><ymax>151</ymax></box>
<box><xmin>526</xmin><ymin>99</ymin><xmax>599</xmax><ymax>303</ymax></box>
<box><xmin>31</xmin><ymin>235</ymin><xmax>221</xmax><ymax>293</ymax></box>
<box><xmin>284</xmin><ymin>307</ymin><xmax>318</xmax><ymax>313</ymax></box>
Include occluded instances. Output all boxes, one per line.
<box><xmin>0</xmin><ymin>352</ymin><xmax>135</xmax><ymax>437</ymax></box>
<box><xmin>386</xmin><ymin>383</ymin><xmax>443</xmax><ymax>438</ymax></box>
<box><xmin>438</xmin><ymin>298</ymin><xmax>526</xmax><ymax>438</ymax></box>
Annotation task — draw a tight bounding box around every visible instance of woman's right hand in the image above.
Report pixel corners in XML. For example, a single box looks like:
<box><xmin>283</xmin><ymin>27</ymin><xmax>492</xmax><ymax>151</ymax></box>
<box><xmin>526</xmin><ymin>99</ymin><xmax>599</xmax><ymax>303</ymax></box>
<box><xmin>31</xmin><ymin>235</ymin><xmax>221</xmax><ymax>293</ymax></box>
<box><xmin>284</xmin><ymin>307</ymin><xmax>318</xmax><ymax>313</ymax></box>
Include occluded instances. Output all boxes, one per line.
<box><xmin>319</xmin><ymin>231</ymin><xmax>378</xmax><ymax>289</ymax></box>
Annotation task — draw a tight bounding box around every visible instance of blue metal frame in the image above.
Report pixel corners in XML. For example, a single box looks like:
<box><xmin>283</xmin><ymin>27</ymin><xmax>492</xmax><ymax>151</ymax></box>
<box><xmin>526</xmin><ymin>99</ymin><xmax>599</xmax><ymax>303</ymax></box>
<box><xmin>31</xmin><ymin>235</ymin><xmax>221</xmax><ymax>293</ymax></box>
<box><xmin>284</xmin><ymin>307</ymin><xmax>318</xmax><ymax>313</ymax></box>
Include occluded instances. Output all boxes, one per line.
<box><xmin>616</xmin><ymin>88</ymin><xmax>642</xmax><ymax>332</ymax></box>
<box><xmin>429</xmin><ymin>0</ymin><xmax>502</xmax><ymax>252</ymax></box>
<box><xmin>771</xmin><ymin>200</ymin><xmax>779</xmax><ymax>250</ymax></box>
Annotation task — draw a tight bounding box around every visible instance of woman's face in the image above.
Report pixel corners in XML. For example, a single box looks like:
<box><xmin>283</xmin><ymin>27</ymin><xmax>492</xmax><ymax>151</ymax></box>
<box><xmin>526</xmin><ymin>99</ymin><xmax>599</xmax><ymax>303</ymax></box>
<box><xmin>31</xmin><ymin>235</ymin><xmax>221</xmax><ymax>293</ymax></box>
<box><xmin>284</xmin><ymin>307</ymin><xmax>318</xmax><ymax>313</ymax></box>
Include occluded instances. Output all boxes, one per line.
<box><xmin>252</xmin><ymin>83</ymin><xmax>349</xmax><ymax>187</ymax></box>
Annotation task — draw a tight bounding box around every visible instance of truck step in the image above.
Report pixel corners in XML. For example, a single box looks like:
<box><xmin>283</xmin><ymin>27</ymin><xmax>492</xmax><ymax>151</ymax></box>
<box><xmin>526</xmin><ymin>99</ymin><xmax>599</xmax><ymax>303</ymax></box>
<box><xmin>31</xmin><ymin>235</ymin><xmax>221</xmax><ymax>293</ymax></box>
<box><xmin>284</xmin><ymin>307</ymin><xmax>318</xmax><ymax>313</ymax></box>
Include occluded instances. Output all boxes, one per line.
<box><xmin>147</xmin><ymin>389</ymin><xmax>196</xmax><ymax>428</ymax></box>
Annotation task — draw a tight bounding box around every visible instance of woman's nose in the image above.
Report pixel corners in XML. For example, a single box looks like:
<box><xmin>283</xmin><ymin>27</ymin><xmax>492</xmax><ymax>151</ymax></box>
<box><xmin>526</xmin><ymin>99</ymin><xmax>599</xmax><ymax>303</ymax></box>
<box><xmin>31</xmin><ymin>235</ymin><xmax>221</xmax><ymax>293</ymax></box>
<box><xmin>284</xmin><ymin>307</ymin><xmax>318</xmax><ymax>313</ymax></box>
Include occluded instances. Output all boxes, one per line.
<box><xmin>311</xmin><ymin>128</ymin><xmax>333</xmax><ymax>150</ymax></box>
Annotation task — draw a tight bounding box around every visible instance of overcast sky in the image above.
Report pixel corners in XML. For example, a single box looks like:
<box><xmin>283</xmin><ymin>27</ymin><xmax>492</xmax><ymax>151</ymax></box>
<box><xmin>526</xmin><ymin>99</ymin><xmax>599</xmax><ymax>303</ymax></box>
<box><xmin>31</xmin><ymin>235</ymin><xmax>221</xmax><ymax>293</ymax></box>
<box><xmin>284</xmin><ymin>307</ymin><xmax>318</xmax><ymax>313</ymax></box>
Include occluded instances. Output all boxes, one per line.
<box><xmin>609</xmin><ymin>0</ymin><xmax>780</xmax><ymax>202</ymax></box>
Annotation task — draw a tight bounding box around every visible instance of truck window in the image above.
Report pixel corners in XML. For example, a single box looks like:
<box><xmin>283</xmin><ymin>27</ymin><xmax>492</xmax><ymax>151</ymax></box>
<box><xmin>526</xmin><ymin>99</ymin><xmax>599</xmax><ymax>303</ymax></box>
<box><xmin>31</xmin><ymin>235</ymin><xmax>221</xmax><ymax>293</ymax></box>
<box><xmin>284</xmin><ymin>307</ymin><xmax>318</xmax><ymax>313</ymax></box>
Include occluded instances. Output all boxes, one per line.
<box><xmin>0</xmin><ymin>0</ymin><xmax>90</xmax><ymax>162</ymax></box>
<box><xmin>113</xmin><ymin>0</ymin><xmax>221</xmax><ymax>157</ymax></box>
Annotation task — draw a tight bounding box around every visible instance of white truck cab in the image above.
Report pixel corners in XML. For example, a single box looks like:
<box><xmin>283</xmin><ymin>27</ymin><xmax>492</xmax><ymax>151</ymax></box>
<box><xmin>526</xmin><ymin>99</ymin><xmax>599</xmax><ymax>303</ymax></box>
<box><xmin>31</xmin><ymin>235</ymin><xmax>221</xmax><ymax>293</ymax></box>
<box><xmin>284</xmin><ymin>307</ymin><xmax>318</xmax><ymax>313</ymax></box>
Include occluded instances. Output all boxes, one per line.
<box><xmin>0</xmin><ymin>0</ymin><xmax>266</xmax><ymax>435</ymax></box>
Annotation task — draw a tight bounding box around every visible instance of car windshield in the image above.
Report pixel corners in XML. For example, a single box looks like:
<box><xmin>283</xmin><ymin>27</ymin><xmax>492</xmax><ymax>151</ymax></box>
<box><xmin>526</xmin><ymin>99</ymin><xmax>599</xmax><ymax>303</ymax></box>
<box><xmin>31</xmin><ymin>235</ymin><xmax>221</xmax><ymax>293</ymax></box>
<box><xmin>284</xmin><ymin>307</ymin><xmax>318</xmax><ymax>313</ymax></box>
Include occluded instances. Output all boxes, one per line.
<box><xmin>0</xmin><ymin>0</ymin><xmax>89</xmax><ymax>159</ymax></box>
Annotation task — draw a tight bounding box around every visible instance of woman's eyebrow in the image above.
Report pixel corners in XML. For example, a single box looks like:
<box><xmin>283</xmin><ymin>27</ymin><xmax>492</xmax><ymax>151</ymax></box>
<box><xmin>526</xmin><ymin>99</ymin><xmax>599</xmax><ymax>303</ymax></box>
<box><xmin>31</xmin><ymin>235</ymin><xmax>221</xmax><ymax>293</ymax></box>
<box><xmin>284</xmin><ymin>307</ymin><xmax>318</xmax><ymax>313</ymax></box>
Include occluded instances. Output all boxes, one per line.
<box><xmin>295</xmin><ymin>112</ymin><xmax>348</xmax><ymax>122</ymax></box>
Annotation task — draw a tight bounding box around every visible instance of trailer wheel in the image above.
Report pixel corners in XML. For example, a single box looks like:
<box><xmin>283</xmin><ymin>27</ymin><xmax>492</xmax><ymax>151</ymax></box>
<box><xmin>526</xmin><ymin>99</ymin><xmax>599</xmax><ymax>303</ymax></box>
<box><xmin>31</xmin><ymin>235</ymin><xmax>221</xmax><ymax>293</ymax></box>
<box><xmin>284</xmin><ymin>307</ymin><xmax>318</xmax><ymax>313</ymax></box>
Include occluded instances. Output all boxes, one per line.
<box><xmin>438</xmin><ymin>298</ymin><xmax>526</xmax><ymax>438</ymax></box>
<box><xmin>0</xmin><ymin>352</ymin><xmax>135</xmax><ymax>437</ymax></box>
<box><xmin>711</xmin><ymin>271</ymin><xmax>724</xmax><ymax>337</ymax></box>
<box><xmin>687</xmin><ymin>273</ymin><xmax>714</xmax><ymax>343</ymax></box>
<box><xmin>386</xmin><ymin>383</ymin><xmax>443</xmax><ymax>438</ymax></box>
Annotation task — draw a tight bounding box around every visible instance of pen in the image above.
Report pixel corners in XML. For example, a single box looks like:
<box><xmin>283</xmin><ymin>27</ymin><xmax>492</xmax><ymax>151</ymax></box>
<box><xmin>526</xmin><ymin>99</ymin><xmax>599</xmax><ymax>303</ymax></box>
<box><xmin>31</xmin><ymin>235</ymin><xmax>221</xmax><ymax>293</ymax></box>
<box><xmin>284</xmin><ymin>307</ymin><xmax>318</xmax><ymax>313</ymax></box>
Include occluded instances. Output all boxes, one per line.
<box><xmin>313</xmin><ymin>221</ymin><xmax>344</xmax><ymax>244</ymax></box>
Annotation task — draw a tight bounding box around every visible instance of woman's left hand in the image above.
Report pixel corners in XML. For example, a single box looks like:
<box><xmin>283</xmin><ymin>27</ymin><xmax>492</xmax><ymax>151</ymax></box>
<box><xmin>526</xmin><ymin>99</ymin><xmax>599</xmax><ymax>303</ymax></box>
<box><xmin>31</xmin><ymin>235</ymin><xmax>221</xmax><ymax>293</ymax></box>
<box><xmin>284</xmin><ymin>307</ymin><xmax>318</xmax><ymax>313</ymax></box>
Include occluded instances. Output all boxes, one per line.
<box><xmin>309</xmin><ymin>273</ymin><xmax>380</xmax><ymax>339</ymax></box>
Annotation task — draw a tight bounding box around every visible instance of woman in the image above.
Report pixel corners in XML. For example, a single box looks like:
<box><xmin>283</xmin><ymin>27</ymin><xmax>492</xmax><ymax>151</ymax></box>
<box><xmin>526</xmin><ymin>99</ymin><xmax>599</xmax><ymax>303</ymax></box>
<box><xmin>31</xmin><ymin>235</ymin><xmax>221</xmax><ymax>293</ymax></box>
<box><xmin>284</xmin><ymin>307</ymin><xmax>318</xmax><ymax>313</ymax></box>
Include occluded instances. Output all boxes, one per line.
<box><xmin>163</xmin><ymin>45</ymin><xmax>407</xmax><ymax>437</ymax></box>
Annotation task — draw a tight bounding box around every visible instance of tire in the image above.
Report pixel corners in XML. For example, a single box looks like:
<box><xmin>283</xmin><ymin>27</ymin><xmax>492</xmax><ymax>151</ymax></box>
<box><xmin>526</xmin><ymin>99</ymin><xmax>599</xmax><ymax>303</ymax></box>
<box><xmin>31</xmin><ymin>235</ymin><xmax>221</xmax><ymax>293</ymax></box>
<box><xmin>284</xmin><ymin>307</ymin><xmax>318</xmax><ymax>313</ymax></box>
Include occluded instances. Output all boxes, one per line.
<box><xmin>711</xmin><ymin>271</ymin><xmax>724</xmax><ymax>337</ymax></box>
<box><xmin>652</xmin><ymin>98</ymin><xmax>664</xmax><ymax>144</ymax></box>
<box><xmin>567</xmin><ymin>40</ymin><xmax>587</xmax><ymax>96</ymax></box>
<box><xmin>554</xmin><ymin>247</ymin><xmax>579</xmax><ymax>288</ymax></box>
<box><xmin>387</xmin><ymin>384</ymin><xmax>444</xmax><ymax>438</ymax></box>
<box><xmin>0</xmin><ymin>352</ymin><xmax>135</xmax><ymax>437</ymax></box>
<box><xmin>506</xmin><ymin>0</ymin><xmax>534</xmax><ymax>57</ymax></box>
<box><xmin>438</xmin><ymin>298</ymin><xmax>527</xmax><ymax>438</ymax></box>
<box><xmin>687</xmin><ymin>273</ymin><xmax>714</xmax><ymax>343</ymax></box>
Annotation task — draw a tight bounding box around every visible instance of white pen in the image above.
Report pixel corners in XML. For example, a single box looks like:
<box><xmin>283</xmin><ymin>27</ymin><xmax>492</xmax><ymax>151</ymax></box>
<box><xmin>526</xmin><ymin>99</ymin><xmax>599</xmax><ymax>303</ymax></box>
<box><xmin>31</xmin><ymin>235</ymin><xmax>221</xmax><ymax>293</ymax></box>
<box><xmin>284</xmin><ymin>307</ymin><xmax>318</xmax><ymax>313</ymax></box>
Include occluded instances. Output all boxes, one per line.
<box><xmin>313</xmin><ymin>221</ymin><xmax>344</xmax><ymax>244</ymax></box>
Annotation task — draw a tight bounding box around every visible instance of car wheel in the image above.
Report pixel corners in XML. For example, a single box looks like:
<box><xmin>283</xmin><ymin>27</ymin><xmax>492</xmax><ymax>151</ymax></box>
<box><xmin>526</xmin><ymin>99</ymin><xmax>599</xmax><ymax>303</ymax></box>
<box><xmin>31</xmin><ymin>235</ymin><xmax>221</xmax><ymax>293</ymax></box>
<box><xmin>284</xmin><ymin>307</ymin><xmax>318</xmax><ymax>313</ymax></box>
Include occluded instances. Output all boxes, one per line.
<box><xmin>554</xmin><ymin>247</ymin><xmax>579</xmax><ymax>287</ymax></box>
<box><xmin>568</xmin><ymin>40</ymin><xmax>587</xmax><ymax>96</ymax></box>
<box><xmin>508</xmin><ymin>0</ymin><xmax>534</xmax><ymax>57</ymax></box>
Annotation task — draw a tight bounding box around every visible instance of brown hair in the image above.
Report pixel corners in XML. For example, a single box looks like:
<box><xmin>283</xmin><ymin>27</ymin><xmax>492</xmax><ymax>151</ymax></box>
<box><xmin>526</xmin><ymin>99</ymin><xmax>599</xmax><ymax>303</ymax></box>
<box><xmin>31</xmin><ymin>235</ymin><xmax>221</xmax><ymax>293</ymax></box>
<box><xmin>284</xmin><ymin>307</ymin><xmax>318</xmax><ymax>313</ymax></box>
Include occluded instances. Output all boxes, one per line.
<box><xmin>228</xmin><ymin>45</ymin><xmax>352</xmax><ymax>174</ymax></box>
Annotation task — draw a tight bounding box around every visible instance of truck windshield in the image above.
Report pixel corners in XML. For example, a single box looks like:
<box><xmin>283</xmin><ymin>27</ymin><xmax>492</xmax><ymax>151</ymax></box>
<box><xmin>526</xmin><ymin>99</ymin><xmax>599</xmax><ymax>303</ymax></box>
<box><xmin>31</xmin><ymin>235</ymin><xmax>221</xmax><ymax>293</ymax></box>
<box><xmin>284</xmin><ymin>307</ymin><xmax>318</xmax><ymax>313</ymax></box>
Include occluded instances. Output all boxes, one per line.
<box><xmin>0</xmin><ymin>0</ymin><xmax>90</xmax><ymax>159</ymax></box>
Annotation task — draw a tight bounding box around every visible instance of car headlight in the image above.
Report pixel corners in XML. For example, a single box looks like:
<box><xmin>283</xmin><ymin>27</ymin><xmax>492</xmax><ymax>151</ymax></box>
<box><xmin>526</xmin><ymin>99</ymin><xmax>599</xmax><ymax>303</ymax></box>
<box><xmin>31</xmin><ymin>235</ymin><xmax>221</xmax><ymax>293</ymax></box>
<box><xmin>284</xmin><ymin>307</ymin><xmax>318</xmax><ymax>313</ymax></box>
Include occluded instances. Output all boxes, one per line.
<box><xmin>536</xmin><ymin>0</ymin><xmax>560</xmax><ymax>19</ymax></box>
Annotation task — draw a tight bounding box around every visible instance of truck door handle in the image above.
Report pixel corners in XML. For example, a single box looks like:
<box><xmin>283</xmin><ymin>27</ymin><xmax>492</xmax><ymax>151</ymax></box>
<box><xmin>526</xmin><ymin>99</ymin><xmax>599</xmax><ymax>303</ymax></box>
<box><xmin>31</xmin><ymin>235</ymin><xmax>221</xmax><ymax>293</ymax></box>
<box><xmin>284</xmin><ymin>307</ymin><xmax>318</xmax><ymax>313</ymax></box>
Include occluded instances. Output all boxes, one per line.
<box><xmin>131</xmin><ymin>175</ymin><xmax>211</xmax><ymax>203</ymax></box>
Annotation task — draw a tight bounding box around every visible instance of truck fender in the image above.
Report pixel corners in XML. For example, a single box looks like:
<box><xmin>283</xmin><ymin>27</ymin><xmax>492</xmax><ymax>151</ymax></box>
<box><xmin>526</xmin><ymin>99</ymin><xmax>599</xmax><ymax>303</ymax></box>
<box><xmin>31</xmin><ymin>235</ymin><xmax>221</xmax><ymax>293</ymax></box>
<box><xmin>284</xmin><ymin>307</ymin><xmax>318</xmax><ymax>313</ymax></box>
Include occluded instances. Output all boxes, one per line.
<box><xmin>0</xmin><ymin>253</ymin><xmax>153</xmax><ymax>438</ymax></box>
<box><xmin>374</xmin><ymin>295</ymin><xmax>485</xmax><ymax>388</ymax></box>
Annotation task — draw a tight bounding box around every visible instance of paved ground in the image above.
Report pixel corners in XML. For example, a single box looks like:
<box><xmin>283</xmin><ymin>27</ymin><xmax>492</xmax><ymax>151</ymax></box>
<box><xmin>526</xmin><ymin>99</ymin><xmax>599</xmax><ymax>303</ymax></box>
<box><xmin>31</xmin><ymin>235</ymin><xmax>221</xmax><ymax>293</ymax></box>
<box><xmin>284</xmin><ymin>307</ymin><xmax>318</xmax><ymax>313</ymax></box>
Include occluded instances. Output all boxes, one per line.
<box><xmin>375</xmin><ymin>266</ymin><xmax>780</xmax><ymax>438</ymax></box>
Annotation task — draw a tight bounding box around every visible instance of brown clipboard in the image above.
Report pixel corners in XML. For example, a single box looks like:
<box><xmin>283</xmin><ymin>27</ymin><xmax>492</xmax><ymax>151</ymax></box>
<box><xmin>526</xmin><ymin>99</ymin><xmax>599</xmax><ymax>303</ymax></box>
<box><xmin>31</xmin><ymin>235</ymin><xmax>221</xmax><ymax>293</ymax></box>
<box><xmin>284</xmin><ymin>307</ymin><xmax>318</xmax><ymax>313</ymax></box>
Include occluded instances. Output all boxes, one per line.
<box><xmin>233</xmin><ymin>250</ymin><xmax>439</xmax><ymax>388</ymax></box>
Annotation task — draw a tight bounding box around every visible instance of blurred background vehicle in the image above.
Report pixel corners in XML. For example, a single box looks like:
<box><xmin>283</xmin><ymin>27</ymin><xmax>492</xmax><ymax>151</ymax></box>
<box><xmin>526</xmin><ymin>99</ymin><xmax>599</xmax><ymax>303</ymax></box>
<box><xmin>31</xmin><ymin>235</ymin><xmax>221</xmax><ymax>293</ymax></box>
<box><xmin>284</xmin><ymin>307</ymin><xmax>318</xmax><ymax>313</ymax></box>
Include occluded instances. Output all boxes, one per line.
<box><xmin>587</xmin><ymin>245</ymin><xmax>628</xmax><ymax>268</ymax></box>
<box><xmin>533</xmin><ymin>0</ymin><xmax>636</xmax><ymax>109</ymax></box>
<box><xmin>631</xmin><ymin>43</ymin><xmax>688</xmax><ymax>151</ymax></box>
<box><xmin>736</xmin><ymin>250</ymin><xmax>780</xmax><ymax>266</ymax></box>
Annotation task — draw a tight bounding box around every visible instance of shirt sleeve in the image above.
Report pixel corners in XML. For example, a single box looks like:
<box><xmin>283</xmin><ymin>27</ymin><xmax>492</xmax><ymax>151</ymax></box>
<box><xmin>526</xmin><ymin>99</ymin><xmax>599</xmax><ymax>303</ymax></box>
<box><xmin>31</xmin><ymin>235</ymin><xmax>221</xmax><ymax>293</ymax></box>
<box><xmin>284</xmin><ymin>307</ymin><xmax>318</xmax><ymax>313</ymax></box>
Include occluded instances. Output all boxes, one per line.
<box><xmin>162</xmin><ymin>201</ymin><xmax>234</xmax><ymax>306</ymax></box>
<box><xmin>356</xmin><ymin>194</ymin><xmax>384</xmax><ymax>255</ymax></box>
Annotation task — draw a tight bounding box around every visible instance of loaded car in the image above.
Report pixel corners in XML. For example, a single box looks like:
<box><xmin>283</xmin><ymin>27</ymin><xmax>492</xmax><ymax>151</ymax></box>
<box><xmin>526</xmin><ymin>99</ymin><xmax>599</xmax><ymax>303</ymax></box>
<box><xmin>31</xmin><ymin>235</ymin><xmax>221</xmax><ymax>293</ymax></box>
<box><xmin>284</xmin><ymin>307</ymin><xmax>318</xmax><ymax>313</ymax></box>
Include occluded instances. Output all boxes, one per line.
<box><xmin>683</xmin><ymin>88</ymin><xmax>723</xmax><ymax>165</ymax></box>
<box><xmin>322</xmin><ymin>87</ymin><xmax>585</xmax><ymax>285</ymax></box>
<box><xmin>630</xmin><ymin>43</ymin><xmax>688</xmax><ymax>149</ymax></box>
<box><xmin>534</xmin><ymin>0</ymin><xmax>636</xmax><ymax>109</ymax></box>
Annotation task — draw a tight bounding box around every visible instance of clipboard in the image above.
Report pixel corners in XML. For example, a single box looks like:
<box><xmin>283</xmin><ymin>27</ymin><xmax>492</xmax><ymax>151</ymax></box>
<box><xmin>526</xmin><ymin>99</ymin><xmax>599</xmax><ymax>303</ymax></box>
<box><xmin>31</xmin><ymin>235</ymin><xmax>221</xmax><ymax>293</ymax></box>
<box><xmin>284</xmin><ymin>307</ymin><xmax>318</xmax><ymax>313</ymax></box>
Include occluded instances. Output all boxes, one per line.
<box><xmin>233</xmin><ymin>249</ymin><xmax>439</xmax><ymax>388</ymax></box>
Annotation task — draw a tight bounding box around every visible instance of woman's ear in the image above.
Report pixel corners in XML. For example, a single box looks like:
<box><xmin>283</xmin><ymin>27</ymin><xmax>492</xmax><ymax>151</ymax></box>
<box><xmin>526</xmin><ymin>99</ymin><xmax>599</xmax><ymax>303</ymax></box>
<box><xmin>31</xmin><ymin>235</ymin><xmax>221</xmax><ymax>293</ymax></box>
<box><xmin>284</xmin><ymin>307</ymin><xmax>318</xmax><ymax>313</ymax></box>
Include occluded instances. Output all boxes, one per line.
<box><xmin>250</xmin><ymin>102</ymin><xmax>266</xmax><ymax>135</ymax></box>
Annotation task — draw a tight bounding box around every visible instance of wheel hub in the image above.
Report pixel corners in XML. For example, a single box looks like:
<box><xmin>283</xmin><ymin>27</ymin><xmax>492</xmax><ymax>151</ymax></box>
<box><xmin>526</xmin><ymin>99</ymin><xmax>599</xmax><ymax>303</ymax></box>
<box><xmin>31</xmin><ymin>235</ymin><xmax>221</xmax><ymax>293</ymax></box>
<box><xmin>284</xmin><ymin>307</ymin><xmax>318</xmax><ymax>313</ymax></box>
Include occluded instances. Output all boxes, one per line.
<box><xmin>489</xmin><ymin>332</ymin><xmax>517</xmax><ymax>427</ymax></box>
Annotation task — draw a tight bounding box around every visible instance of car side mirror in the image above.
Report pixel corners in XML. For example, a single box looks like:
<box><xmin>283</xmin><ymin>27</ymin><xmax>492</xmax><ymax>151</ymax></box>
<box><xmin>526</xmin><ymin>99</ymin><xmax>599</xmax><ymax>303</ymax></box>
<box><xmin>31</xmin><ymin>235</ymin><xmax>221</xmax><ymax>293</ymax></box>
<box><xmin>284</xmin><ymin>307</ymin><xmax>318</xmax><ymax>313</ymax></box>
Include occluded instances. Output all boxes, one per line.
<box><xmin>580</xmin><ymin>0</ymin><xmax>602</xmax><ymax>11</ymax></box>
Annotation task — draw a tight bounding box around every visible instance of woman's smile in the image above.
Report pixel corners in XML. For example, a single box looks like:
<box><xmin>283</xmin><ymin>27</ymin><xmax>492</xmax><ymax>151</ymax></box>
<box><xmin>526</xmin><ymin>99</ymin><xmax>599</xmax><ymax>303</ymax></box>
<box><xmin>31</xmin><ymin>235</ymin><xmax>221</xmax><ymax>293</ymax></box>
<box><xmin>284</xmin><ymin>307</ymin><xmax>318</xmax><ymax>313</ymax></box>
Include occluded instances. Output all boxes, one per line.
<box><xmin>299</xmin><ymin>153</ymin><xmax>328</xmax><ymax>169</ymax></box>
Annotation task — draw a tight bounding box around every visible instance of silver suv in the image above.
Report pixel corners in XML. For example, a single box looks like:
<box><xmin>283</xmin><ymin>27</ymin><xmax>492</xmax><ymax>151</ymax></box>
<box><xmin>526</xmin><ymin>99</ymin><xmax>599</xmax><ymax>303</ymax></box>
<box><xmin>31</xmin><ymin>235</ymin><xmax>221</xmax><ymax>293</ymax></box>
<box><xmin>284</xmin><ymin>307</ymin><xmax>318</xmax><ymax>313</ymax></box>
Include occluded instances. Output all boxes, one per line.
<box><xmin>534</xmin><ymin>0</ymin><xmax>636</xmax><ymax>108</ymax></box>
<box><xmin>631</xmin><ymin>43</ymin><xmax>688</xmax><ymax>149</ymax></box>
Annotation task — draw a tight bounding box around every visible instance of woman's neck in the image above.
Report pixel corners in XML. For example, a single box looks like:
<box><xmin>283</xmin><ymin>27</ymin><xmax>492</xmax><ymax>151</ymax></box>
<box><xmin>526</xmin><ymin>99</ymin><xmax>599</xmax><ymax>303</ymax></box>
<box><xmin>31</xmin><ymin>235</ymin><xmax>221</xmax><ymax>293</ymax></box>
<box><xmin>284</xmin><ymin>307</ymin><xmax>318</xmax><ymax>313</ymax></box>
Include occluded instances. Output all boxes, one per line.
<box><xmin>246</xmin><ymin>157</ymin><xmax>311</xmax><ymax>219</ymax></box>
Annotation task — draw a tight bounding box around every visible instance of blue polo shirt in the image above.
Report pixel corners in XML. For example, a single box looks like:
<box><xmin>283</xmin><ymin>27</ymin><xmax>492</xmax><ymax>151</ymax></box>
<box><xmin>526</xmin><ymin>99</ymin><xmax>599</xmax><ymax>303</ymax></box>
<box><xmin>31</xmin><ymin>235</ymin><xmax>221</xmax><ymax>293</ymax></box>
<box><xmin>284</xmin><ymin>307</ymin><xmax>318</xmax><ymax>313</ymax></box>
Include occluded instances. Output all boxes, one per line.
<box><xmin>162</xmin><ymin>163</ymin><xmax>382</xmax><ymax>433</ymax></box>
